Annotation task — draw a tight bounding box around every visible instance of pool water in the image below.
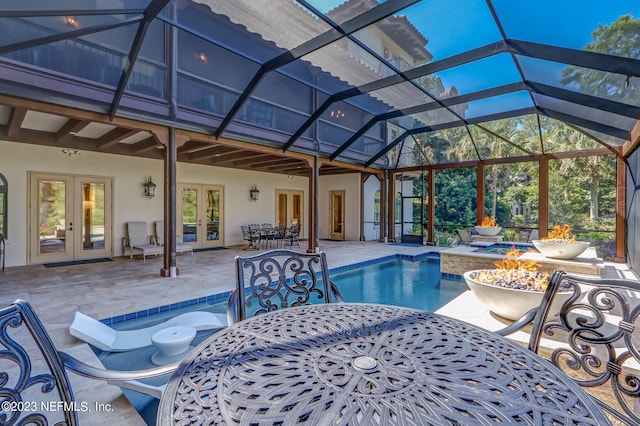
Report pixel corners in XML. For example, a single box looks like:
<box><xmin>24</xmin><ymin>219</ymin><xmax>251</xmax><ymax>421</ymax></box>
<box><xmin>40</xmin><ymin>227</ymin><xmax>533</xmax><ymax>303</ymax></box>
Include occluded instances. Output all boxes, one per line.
<box><xmin>474</xmin><ymin>243</ymin><xmax>535</xmax><ymax>255</ymax></box>
<box><xmin>332</xmin><ymin>258</ymin><xmax>466</xmax><ymax>312</ymax></box>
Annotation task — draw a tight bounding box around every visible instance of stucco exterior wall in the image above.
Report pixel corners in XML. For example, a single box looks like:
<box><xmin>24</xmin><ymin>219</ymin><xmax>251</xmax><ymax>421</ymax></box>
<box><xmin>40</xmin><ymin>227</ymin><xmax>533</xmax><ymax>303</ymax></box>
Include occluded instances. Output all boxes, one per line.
<box><xmin>0</xmin><ymin>140</ymin><xmax>308</xmax><ymax>267</ymax></box>
<box><xmin>318</xmin><ymin>173</ymin><xmax>361</xmax><ymax>242</ymax></box>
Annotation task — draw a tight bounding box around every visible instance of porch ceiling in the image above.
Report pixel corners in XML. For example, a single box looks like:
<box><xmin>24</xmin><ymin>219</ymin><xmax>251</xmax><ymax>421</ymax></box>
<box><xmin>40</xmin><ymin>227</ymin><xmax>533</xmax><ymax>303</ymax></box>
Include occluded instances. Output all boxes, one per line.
<box><xmin>0</xmin><ymin>100</ymin><xmax>356</xmax><ymax>177</ymax></box>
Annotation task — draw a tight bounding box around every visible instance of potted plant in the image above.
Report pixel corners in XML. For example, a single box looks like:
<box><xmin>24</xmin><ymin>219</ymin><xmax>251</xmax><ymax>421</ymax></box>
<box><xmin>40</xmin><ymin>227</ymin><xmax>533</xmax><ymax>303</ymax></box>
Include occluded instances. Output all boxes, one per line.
<box><xmin>463</xmin><ymin>249</ymin><xmax>571</xmax><ymax>320</ymax></box>
<box><xmin>474</xmin><ymin>216</ymin><xmax>502</xmax><ymax>236</ymax></box>
<box><xmin>531</xmin><ymin>224</ymin><xmax>590</xmax><ymax>259</ymax></box>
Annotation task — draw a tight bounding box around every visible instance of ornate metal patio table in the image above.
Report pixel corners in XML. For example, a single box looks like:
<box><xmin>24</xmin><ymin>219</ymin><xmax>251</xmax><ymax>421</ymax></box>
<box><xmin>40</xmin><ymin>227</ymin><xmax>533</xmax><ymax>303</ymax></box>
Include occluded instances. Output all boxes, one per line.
<box><xmin>157</xmin><ymin>303</ymin><xmax>611</xmax><ymax>425</ymax></box>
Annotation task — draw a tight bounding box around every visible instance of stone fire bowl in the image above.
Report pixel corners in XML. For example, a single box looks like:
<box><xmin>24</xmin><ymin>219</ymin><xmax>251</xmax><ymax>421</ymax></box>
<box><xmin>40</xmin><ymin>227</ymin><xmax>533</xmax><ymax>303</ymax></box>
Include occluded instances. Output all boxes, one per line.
<box><xmin>532</xmin><ymin>240</ymin><xmax>590</xmax><ymax>259</ymax></box>
<box><xmin>463</xmin><ymin>270</ymin><xmax>572</xmax><ymax>321</ymax></box>
<box><xmin>474</xmin><ymin>226</ymin><xmax>502</xmax><ymax>236</ymax></box>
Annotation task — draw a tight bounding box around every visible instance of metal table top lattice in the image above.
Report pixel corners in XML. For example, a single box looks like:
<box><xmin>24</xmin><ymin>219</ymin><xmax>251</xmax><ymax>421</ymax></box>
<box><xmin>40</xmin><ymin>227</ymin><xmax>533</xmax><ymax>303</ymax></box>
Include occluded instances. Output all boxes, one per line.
<box><xmin>157</xmin><ymin>303</ymin><xmax>611</xmax><ymax>425</ymax></box>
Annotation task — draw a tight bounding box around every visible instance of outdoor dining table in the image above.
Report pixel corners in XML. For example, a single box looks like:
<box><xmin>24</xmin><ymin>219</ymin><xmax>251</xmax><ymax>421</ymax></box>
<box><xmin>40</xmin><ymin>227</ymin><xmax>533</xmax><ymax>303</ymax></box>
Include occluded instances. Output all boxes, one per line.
<box><xmin>156</xmin><ymin>303</ymin><xmax>611</xmax><ymax>425</ymax></box>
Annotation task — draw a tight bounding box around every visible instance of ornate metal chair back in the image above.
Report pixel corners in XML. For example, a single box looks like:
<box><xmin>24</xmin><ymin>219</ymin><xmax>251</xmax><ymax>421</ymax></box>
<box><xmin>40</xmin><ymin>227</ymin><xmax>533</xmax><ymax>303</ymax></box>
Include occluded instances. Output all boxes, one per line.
<box><xmin>227</xmin><ymin>250</ymin><xmax>344</xmax><ymax>325</ymax></box>
<box><xmin>0</xmin><ymin>300</ymin><xmax>77</xmax><ymax>425</ymax></box>
<box><xmin>0</xmin><ymin>232</ymin><xmax>4</xmax><ymax>271</ymax></box>
<box><xmin>524</xmin><ymin>271</ymin><xmax>640</xmax><ymax>425</ymax></box>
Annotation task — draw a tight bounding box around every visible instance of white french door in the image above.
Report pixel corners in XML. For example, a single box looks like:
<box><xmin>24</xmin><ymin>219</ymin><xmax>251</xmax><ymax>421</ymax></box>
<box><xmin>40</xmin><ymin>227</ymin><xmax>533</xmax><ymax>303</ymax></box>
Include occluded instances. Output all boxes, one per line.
<box><xmin>29</xmin><ymin>172</ymin><xmax>112</xmax><ymax>264</ymax></box>
<box><xmin>178</xmin><ymin>183</ymin><xmax>224</xmax><ymax>249</ymax></box>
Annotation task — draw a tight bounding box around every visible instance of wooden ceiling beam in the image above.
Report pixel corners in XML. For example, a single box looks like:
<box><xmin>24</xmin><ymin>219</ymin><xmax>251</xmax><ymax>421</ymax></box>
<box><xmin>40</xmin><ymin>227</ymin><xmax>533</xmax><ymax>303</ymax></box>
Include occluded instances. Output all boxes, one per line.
<box><xmin>55</xmin><ymin>119</ymin><xmax>90</xmax><ymax>144</ymax></box>
<box><xmin>266</xmin><ymin>161</ymin><xmax>307</xmax><ymax>172</ymax></box>
<box><xmin>7</xmin><ymin>107</ymin><xmax>27</xmax><ymax>138</ymax></box>
<box><xmin>187</xmin><ymin>145</ymin><xmax>235</xmax><ymax>161</ymax></box>
<box><xmin>130</xmin><ymin>137</ymin><xmax>160</xmax><ymax>154</ymax></box>
<box><xmin>178</xmin><ymin>141</ymin><xmax>218</xmax><ymax>154</ymax></box>
<box><xmin>231</xmin><ymin>155</ymin><xmax>283</xmax><ymax>167</ymax></box>
<box><xmin>210</xmin><ymin>151</ymin><xmax>267</xmax><ymax>165</ymax></box>
<box><xmin>95</xmin><ymin>128</ymin><xmax>140</xmax><ymax>150</ymax></box>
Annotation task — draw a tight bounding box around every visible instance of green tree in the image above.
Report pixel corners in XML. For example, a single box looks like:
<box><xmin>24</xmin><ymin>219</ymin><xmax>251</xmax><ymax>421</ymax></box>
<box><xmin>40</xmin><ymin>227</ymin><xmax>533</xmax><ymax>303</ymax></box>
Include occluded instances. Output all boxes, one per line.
<box><xmin>561</xmin><ymin>14</ymin><xmax>640</xmax><ymax>104</ymax></box>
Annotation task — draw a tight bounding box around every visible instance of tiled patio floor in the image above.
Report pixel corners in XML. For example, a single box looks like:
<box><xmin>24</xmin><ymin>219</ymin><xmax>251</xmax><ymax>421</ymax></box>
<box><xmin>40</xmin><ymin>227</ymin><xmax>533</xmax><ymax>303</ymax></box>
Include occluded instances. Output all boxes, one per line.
<box><xmin>0</xmin><ymin>241</ymin><xmax>636</xmax><ymax>425</ymax></box>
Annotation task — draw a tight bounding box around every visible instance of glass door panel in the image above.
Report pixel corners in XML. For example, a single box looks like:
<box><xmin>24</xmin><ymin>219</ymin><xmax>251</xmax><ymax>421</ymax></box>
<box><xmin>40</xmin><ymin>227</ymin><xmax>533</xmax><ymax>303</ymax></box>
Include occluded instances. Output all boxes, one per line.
<box><xmin>181</xmin><ymin>187</ymin><xmax>198</xmax><ymax>243</ymax></box>
<box><xmin>75</xmin><ymin>177</ymin><xmax>111</xmax><ymax>259</ymax></box>
<box><xmin>80</xmin><ymin>182</ymin><xmax>105</xmax><ymax>251</ymax></box>
<box><xmin>201</xmin><ymin>185</ymin><xmax>223</xmax><ymax>248</ymax></box>
<box><xmin>36</xmin><ymin>178</ymin><xmax>71</xmax><ymax>257</ymax></box>
<box><xmin>205</xmin><ymin>188</ymin><xmax>220</xmax><ymax>241</ymax></box>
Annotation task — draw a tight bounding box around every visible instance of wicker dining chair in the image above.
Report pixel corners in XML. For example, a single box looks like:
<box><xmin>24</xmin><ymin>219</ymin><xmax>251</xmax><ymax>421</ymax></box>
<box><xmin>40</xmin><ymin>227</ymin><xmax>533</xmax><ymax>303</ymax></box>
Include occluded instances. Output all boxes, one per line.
<box><xmin>227</xmin><ymin>250</ymin><xmax>344</xmax><ymax>325</ymax></box>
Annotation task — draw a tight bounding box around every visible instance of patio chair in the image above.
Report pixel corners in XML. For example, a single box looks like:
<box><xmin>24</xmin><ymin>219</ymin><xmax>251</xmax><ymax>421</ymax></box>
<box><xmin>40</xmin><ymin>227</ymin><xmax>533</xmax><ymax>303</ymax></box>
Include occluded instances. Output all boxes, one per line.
<box><xmin>227</xmin><ymin>250</ymin><xmax>344</xmax><ymax>325</ymax></box>
<box><xmin>496</xmin><ymin>271</ymin><xmax>640</xmax><ymax>426</ymax></box>
<box><xmin>69</xmin><ymin>310</ymin><xmax>226</xmax><ymax>352</ymax></box>
<box><xmin>260</xmin><ymin>224</ymin><xmax>276</xmax><ymax>249</ymax></box>
<box><xmin>273</xmin><ymin>225</ymin><xmax>287</xmax><ymax>248</ymax></box>
<box><xmin>241</xmin><ymin>225</ymin><xmax>260</xmax><ymax>250</ymax></box>
<box><xmin>0</xmin><ymin>300</ymin><xmax>180</xmax><ymax>424</ymax></box>
<box><xmin>154</xmin><ymin>221</ymin><xmax>194</xmax><ymax>257</ymax></box>
<box><xmin>285</xmin><ymin>223</ymin><xmax>301</xmax><ymax>247</ymax></box>
<box><xmin>123</xmin><ymin>221</ymin><xmax>162</xmax><ymax>261</ymax></box>
<box><xmin>0</xmin><ymin>232</ymin><xmax>4</xmax><ymax>271</ymax></box>
<box><xmin>456</xmin><ymin>229</ymin><xmax>473</xmax><ymax>245</ymax></box>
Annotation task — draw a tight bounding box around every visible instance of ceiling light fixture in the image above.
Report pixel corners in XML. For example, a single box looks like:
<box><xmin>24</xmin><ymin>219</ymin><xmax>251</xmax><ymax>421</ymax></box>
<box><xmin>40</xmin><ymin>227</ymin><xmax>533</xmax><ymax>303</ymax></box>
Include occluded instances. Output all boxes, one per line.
<box><xmin>198</xmin><ymin>52</ymin><xmax>208</xmax><ymax>63</ymax></box>
<box><xmin>62</xmin><ymin>149</ymin><xmax>80</xmax><ymax>157</ymax></box>
<box><xmin>64</xmin><ymin>16</ymin><xmax>78</xmax><ymax>28</ymax></box>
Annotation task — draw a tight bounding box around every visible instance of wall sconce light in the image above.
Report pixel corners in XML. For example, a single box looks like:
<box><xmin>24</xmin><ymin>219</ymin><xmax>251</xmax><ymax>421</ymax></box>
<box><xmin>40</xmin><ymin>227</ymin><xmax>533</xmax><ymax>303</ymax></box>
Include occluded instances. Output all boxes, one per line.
<box><xmin>144</xmin><ymin>176</ymin><xmax>157</xmax><ymax>199</ymax></box>
<box><xmin>249</xmin><ymin>184</ymin><xmax>260</xmax><ymax>201</ymax></box>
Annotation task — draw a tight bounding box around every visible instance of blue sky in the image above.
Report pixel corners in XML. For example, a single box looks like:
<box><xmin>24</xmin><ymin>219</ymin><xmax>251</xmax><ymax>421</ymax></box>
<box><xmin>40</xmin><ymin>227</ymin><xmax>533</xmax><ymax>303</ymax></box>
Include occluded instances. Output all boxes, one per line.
<box><xmin>308</xmin><ymin>0</ymin><xmax>637</xmax><ymax>120</ymax></box>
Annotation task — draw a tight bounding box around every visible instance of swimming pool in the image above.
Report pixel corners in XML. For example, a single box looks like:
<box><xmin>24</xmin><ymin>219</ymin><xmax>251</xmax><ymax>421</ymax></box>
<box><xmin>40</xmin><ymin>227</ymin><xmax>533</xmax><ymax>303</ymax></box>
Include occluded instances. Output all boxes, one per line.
<box><xmin>332</xmin><ymin>257</ymin><xmax>467</xmax><ymax>312</ymax></box>
<box><xmin>473</xmin><ymin>243</ymin><xmax>535</xmax><ymax>255</ymax></box>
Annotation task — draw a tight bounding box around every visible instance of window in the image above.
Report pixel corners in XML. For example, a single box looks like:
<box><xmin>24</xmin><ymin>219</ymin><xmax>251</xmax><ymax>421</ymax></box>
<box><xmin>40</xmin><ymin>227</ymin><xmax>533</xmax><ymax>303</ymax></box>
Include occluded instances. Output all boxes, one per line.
<box><xmin>395</xmin><ymin>192</ymin><xmax>402</xmax><ymax>224</ymax></box>
<box><xmin>0</xmin><ymin>173</ymin><xmax>6</xmax><ymax>237</ymax></box>
<box><xmin>373</xmin><ymin>190</ymin><xmax>380</xmax><ymax>226</ymax></box>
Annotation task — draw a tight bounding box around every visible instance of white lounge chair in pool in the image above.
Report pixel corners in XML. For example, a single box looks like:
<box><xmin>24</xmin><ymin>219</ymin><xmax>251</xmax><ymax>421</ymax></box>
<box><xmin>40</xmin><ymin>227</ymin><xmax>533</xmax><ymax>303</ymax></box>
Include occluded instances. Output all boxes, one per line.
<box><xmin>69</xmin><ymin>310</ymin><xmax>227</xmax><ymax>352</ymax></box>
<box><xmin>123</xmin><ymin>221</ymin><xmax>163</xmax><ymax>261</ymax></box>
<box><xmin>154</xmin><ymin>221</ymin><xmax>194</xmax><ymax>257</ymax></box>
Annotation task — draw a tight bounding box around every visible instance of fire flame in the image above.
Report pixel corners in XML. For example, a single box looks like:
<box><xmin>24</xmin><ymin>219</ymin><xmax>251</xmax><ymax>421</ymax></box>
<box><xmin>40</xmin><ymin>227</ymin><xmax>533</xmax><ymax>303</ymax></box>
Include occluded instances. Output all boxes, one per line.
<box><xmin>494</xmin><ymin>248</ymin><xmax>540</xmax><ymax>271</ymax></box>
